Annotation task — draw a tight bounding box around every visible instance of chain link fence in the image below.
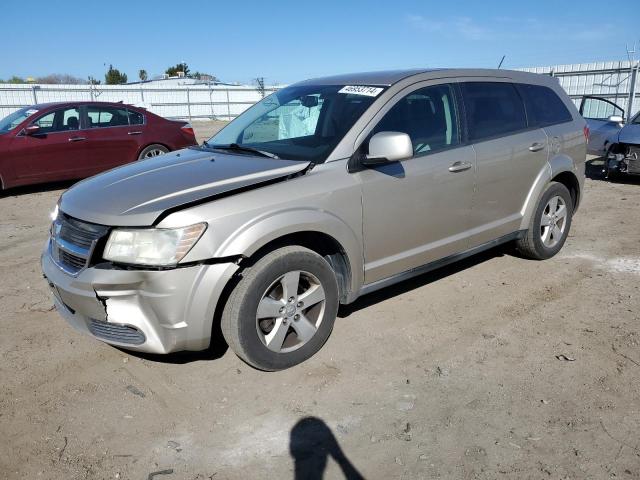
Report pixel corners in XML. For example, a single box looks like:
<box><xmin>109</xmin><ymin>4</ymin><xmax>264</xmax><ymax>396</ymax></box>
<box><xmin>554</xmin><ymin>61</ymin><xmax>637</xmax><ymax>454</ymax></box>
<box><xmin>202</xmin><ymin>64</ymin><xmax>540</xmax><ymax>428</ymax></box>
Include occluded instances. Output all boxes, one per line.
<box><xmin>2</xmin><ymin>61</ymin><xmax>639</xmax><ymax>121</ymax></box>
<box><xmin>0</xmin><ymin>83</ymin><xmax>279</xmax><ymax>121</ymax></box>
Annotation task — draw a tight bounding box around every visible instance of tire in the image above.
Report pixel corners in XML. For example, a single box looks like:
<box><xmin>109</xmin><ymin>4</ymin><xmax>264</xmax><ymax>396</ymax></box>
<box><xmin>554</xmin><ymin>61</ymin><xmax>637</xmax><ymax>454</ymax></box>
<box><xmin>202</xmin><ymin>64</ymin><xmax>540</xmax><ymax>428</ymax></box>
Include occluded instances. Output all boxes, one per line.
<box><xmin>221</xmin><ymin>246</ymin><xmax>339</xmax><ymax>371</ymax></box>
<box><xmin>516</xmin><ymin>182</ymin><xmax>573</xmax><ymax>260</ymax></box>
<box><xmin>138</xmin><ymin>144</ymin><xmax>169</xmax><ymax>160</ymax></box>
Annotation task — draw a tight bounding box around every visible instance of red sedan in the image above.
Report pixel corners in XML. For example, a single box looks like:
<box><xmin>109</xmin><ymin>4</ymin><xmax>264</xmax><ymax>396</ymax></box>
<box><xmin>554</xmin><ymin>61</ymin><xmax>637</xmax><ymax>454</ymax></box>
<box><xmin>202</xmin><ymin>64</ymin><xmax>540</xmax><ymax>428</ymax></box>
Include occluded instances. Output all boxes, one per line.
<box><xmin>0</xmin><ymin>101</ymin><xmax>197</xmax><ymax>190</ymax></box>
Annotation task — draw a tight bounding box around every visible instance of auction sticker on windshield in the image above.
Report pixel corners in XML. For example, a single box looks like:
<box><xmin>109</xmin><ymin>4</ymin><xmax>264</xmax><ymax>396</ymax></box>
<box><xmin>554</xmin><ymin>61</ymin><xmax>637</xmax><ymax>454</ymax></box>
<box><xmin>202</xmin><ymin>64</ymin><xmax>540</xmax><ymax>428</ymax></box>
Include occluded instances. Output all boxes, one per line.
<box><xmin>338</xmin><ymin>86</ymin><xmax>384</xmax><ymax>97</ymax></box>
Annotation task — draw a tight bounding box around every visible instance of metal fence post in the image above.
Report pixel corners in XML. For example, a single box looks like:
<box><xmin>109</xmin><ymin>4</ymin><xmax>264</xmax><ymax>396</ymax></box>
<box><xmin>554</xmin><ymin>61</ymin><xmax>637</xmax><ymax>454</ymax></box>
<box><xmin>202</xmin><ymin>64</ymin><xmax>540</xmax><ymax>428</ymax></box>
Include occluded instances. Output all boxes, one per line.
<box><xmin>226</xmin><ymin>89</ymin><xmax>231</xmax><ymax>120</ymax></box>
<box><xmin>186</xmin><ymin>87</ymin><xmax>192</xmax><ymax>122</ymax></box>
<box><xmin>31</xmin><ymin>85</ymin><xmax>38</xmax><ymax>104</ymax></box>
<box><xmin>140</xmin><ymin>86</ymin><xmax>145</xmax><ymax>103</ymax></box>
<box><xmin>627</xmin><ymin>61</ymin><xmax>638</xmax><ymax>120</ymax></box>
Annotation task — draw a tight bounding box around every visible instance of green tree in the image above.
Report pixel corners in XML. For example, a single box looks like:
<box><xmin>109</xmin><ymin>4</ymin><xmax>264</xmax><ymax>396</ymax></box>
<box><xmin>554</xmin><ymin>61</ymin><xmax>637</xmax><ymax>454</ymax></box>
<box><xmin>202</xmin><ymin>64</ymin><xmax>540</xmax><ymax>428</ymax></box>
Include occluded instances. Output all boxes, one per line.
<box><xmin>138</xmin><ymin>69</ymin><xmax>148</xmax><ymax>82</ymax></box>
<box><xmin>104</xmin><ymin>64</ymin><xmax>128</xmax><ymax>85</ymax></box>
<box><xmin>165</xmin><ymin>63</ymin><xmax>190</xmax><ymax>77</ymax></box>
<box><xmin>6</xmin><ymin>76</ymin><xmax>26</xmax><ymax>84</ymax></box>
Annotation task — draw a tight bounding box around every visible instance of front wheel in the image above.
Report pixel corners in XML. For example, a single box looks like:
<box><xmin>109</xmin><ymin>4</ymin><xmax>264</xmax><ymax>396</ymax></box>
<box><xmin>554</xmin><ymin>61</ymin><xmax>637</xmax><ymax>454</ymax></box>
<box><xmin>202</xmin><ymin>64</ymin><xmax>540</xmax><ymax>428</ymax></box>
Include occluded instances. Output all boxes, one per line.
<box><xmin>516</xmin><ymin>182</ymin><xmax>573</xmax><ymax>260</ymax></box>
<box><xmin>221</xmin><ymin>246</ymin><xmax>339</xmax><ymax>371</ymax></box>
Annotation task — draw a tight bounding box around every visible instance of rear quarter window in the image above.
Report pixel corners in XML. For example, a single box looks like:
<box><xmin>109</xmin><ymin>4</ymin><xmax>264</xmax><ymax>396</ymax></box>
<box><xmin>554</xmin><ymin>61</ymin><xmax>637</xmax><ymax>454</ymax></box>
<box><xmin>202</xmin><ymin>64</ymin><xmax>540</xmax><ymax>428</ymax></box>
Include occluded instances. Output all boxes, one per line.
<box><xmin>128</xmin><ymin>109</ymin><xmax>144</xmax><ymax>125</ymax></box>
<box><xmin>517</xmin><ymin>84</ymin><xmax>573</xmax><ymax>127</ymax></box>
<box><xmin>461</xmin><ymin>82</ymin><xmax>527</xmax><ymax>141</ymax></box>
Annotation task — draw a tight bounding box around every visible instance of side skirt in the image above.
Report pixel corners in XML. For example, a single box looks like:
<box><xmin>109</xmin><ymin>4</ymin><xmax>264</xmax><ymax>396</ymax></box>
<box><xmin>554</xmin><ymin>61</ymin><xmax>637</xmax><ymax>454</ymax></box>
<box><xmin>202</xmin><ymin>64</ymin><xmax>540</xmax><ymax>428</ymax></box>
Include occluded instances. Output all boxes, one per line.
<box><xmin>356</xmin><ymin>230</ymin><xmax>525</xmax><ymax>299</ymax></box>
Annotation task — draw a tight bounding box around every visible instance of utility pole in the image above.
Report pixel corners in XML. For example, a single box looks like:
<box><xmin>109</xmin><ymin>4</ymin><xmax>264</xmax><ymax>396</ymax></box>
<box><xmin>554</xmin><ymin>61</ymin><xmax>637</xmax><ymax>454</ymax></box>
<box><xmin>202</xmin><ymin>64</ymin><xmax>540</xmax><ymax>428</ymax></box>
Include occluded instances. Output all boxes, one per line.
<box><xmin>255</xmin><ymin>77</ymin><xmax>265</xmax><ymax>98</ymax></box>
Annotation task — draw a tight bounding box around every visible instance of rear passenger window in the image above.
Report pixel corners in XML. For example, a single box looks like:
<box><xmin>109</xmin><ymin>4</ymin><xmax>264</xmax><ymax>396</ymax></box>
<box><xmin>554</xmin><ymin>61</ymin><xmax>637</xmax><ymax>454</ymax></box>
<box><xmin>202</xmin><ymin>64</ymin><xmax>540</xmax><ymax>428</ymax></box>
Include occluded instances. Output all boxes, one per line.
<box><xmin>86</xmin><ymin>106</ymin><xmax>130</xmax><ymax>128</ymax></box>
<box><xmin>128</xmin><ymin>109</ymin><xmax>144</xmax><ymax>125</ymax></box>
<box><xmin>517</xmin><ymin>84</ymin><xmax>572</xmax><ymax>126</ymax></box>
<box><xmin>461</xmin><ymin>82</ymin><xmax>526</xmax><ymax>141</ymax></box>
<box><xmin>372</xmin><ymin>84</ymin><xmax>459</xmax><ymax>155</ymax></box>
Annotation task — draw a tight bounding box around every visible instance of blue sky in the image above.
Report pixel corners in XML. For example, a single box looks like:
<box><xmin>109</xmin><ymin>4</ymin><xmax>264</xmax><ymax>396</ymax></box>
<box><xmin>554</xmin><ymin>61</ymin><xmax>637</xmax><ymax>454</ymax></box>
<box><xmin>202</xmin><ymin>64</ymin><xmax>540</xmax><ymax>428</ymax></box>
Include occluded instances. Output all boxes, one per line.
<box><xmin>3</xmin><ymin>0</ymin><xmax>638</xmax><ymax>84</ymax></box>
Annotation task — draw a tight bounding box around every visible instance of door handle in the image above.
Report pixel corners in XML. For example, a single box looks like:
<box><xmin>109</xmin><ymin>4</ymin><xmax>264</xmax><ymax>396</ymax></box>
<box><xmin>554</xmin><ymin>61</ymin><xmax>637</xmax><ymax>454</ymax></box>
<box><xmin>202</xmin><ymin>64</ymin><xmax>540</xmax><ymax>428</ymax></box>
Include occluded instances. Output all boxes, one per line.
<box><xmin>68</xmin><ymin>137</ymin><xmax>86</xmax><ymax>142</ymax></box>
<box><xmin>128</xmin><ymin>131</ymin><xmax>142</xmax><ymax>135</ymax></box>
<box><xmin>528</xmin><ymin>142</ymin><xmax>546</xmax><ymax>152</ymax></box>
<box><xmin>448</xmin><ymin>161</ymin><xmax>473</xmax><ymax>173</ymax></box>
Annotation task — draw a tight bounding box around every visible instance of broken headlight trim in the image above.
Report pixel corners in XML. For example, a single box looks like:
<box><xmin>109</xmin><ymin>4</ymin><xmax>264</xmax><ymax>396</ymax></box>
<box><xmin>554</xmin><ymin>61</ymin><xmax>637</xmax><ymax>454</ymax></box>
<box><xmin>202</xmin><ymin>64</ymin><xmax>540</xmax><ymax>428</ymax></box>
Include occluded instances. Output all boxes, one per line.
<box><xmin>103</xmin><ymin>223</ymin><xmax>207</xmax><ymax>266</ymax></box>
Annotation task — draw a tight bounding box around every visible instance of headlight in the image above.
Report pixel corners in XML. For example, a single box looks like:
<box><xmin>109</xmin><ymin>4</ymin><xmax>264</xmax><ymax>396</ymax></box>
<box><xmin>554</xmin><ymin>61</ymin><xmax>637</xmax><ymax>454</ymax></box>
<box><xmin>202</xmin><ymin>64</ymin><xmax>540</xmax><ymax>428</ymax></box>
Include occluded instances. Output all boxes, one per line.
<box><xmin>103</xmin><ymin>223</ymin><xmax>207</xmax><ymax>266</ymax></box>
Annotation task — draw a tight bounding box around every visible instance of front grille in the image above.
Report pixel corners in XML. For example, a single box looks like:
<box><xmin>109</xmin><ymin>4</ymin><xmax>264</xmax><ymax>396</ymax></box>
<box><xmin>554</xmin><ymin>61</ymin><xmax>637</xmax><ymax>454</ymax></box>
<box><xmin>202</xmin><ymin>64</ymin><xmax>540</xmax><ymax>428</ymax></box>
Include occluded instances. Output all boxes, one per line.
<box><xmin>51</xmin><ymin>213</ymin><xmax>109</xmax><ymax>275</ymax></box>
<box><xmin>59</xmin><ymin>250</ymin><xmax>87</xmax><ymax>270</ymax></box>
<box><xmin>88</xmin><ymin>319</ymin><xmax>146</xmax><ymax>345</ymax></box>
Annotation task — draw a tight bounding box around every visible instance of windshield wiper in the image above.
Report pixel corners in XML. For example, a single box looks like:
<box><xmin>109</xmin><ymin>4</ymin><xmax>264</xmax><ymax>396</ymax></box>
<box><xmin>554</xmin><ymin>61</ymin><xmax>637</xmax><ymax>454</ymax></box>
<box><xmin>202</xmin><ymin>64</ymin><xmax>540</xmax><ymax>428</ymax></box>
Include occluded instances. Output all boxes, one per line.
<box><xmin>207</xmin><ymin>143</ymin><xmax>279</xmax><ymax>159</ymax></box>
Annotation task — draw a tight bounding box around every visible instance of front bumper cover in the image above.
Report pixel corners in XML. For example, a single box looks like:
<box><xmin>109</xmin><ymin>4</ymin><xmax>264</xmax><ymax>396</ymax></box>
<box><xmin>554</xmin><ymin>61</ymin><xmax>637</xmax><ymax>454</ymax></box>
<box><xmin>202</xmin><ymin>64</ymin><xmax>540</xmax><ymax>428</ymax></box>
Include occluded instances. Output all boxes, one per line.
<box><xmin>41</xmin><ymin>239</ymin><xmax>238</xmax><ymax>353</ymax></box>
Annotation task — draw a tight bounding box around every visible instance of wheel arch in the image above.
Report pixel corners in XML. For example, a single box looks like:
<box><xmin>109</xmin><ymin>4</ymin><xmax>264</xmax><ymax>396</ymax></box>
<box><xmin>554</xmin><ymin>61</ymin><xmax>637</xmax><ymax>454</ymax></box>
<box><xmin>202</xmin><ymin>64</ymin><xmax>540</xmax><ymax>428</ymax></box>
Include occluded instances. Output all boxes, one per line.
<box><xmin>519</xmin><ymin>156</ymin><xmax>582</xmax><ymax>230</ymax></box>
<box><xmin>238</xmin><ymin>231</ymin><xmax>354</xmax><ymax>303</ymax></box>
<box><xmin>137</xmin><ymin>142</ymin><xmax>171</xmax><ymax>159</ymax></box>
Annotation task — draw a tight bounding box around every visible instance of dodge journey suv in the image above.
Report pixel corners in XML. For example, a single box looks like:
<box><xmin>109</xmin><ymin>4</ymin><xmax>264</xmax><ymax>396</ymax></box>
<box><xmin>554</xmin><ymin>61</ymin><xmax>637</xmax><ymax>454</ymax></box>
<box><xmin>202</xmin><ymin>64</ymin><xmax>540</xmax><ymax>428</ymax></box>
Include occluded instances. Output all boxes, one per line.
<box><xmin>42</xmin><ymin>69</ymin><xmax>587</xmax><ymax>370</ymax></box>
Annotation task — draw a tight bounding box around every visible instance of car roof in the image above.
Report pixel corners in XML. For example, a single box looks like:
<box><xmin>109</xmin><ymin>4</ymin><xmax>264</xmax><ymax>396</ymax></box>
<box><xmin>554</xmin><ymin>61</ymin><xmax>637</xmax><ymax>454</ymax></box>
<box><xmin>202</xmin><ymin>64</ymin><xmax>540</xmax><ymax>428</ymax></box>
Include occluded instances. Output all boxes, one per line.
<box><xmin>27</xmin><ymin>101</ymin><xmax>141</xmax><ymax>110</ymax></box>
<box><xmin>294</xmin><ymin>68</ymin><xmax>553</xmax><ymax>87</ymax></box>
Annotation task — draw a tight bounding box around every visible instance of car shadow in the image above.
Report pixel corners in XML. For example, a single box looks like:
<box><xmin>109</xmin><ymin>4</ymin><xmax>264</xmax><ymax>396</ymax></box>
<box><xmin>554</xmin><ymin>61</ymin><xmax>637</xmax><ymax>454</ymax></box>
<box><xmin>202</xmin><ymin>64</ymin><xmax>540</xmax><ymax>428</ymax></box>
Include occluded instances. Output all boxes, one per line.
<box><xmin>339</xmin><ymin>243</ymin><xmax>509</xmax><ymax>318</ymax></box>
<box><xmin>0</xmin><ymin>179</ymin><xmax>78</xmax><ymax>197</ymax></box>
<box><xmin>586</xmin><ymin>157</ymin><xmax>640</xmax><ymax>185</ymax></box>
<box><xmin>290</xmin><ymin>417</ymin><xmax>365</xmax><ymax>480</ymax></box>
<box><xmin>116</xmin><ymin>334</ymin><xmax>229</xmax><ymax>365</ymax></box>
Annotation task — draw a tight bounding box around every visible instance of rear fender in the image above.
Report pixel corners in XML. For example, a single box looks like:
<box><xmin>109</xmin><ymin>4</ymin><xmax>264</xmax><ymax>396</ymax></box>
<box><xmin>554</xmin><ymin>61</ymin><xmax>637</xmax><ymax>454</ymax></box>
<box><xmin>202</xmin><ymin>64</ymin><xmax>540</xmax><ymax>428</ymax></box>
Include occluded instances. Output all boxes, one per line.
<box><xmin>519</xmin><ymin>154</ymin><xmax>580</xmax><ymax>229</ymax></box>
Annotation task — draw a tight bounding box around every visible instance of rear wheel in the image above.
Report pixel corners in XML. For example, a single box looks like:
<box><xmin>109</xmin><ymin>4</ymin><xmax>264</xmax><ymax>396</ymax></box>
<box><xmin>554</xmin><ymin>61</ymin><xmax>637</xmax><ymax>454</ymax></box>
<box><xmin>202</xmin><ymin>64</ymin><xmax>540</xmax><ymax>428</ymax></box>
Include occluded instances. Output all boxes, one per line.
<box><xmin>221</xmin><ymin>246</ymin><xmax>339</xmax><ymax>371</ymax></box>
<box><xmin>516</xmin><ymin>182</ymin><xmax>573</xmax><ymax>260</ymax></box>
<box><xmin>138</xmin><ymin>144</ymin><xmax>169</xmax><ymax>160</ymax></box>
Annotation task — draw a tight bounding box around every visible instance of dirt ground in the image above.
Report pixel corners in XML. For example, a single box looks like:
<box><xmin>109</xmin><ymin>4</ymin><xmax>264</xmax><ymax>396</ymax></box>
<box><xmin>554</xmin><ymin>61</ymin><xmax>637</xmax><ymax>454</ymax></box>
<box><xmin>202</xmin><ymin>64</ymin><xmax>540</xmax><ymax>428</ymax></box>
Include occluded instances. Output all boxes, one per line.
<box><xmin>1</xmin><ymin>130</ymin><xmax>639</xmax><ymax>479</ymax></box>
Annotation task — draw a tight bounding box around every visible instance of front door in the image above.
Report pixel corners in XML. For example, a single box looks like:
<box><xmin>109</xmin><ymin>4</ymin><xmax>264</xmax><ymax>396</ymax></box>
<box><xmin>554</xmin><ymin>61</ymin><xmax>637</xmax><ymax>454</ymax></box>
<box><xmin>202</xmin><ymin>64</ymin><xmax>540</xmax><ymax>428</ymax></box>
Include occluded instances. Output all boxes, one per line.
<box><xmin>9</xmin><ymin>106</ymin><xmax>89</xmax><ymax>182</ymax></box>
<box><xmin>579</xmin><ymin>96</ymin><xmax>625</xmax><ymax>156</ymax></box>
<box><xmin>357</xmin><ymin>83</ymin><xmax>475</xmax><ymax>284</ymax></box>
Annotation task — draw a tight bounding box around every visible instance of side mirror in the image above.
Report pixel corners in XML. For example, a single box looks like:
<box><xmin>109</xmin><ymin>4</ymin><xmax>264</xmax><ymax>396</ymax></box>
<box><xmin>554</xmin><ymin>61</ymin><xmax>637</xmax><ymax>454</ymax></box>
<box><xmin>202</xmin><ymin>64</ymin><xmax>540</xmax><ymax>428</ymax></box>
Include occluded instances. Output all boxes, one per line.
<box><xmin>362</xmin><ymin>131</ymin><xmax>413</xmax><ymax>166</ymax></box>
<box><xmin>608</xmin><ymin>115</ymin><xmax>623</xmax><ymax>124</ymax></box>
<box><xmin>24</xmin><ymin>125</ymin><xmax>41</xmax><ymax>135</ymax></box>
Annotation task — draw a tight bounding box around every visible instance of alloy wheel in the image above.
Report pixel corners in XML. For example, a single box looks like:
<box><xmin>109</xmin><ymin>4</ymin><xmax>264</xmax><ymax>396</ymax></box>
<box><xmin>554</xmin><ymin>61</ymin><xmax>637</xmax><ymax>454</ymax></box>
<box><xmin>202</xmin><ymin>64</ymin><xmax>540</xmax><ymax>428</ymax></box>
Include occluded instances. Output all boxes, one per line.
<box><xmin>256</xmin><ymin>270</ymin><xmax>326</xmax><ymax>353</ymax></box>
<box><xmin>540</xmin><ymin>195</ymin><xmax>568</xmax><ymax>248</ymax></box>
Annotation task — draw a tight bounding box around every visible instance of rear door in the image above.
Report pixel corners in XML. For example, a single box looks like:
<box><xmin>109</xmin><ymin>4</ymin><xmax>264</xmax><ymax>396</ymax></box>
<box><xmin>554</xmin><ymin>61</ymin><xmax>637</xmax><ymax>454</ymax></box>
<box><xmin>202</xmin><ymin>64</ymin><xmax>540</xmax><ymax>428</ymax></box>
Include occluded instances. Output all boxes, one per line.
<box><xmin>460</xmin><ymin>81</ymin><xmax>549</xmax><ymax>247</ymax></box>
<box><xmin>82</xmin><ymin>105</ymin><xmax>143</xmax><ymax>174</ymax></box>
<box><xmin>579</xmin><ymin>96</ymin><xmax>625</xmax><ymax>155</ymax></box>
<box><xmin>9</xmin><ymin>106</ymin><xmax>89</xmax><ymax>181</ymax></box>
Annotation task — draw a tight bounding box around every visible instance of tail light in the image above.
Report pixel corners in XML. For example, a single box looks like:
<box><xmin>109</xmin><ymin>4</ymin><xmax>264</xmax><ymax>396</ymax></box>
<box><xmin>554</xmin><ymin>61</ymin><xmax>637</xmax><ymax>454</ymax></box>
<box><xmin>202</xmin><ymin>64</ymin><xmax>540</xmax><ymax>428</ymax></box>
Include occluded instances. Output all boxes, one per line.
<box><xmin>181</xmin><ymin>123</ymin><xmax>195</xmax><ymax>137</ymax></box>
<box><xmin>583</xmin><ymin>125</ymin><xmax>590</xmax><ymax>143</ymax></box>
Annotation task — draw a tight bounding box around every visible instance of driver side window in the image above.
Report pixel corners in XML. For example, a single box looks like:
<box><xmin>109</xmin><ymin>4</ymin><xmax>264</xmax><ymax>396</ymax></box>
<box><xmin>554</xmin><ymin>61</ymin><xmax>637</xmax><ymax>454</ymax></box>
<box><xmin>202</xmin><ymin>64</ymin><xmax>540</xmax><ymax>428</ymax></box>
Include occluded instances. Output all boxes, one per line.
<box><xmin>372</xmin><ymin>84</ymin><xmax>459</xmax><ymax>156</ymax></box>
<box><xmin>32</xmin><ymin>107</ymin><xmax>80</xmax><ymax>134</ymax></box>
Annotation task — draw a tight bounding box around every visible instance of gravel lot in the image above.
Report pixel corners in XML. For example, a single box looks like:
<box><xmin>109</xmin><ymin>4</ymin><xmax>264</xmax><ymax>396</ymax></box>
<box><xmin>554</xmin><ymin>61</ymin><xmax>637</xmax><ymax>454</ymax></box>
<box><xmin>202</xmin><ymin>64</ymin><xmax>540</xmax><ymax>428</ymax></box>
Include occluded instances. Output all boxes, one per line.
<box><xmin>1</xmin><ymin>130</ymin><xmax>639</xmax><ymax>479</ymax></box>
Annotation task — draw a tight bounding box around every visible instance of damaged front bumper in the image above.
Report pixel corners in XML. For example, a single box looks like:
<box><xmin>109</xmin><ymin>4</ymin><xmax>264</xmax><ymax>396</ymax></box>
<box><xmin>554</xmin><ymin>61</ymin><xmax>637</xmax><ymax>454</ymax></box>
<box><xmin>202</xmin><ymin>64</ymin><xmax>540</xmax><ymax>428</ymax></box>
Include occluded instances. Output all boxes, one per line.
<box><xmin>41</xmin><ymin>239</ymin><xmax>238</xmax><ymax>354</ymax></box>
<box><xmin>607</xmin><ymin>144</ymin><xmax>640</xmax><ymax>175</ymax></box>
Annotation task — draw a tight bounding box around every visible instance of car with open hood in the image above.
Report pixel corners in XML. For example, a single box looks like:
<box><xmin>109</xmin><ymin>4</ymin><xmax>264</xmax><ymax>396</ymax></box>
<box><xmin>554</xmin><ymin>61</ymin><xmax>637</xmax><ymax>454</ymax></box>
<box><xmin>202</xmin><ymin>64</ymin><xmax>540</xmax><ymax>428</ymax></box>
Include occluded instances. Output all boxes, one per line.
<box><xmin>42</xmin><ymin>69</ymin><xmax>586</xmax><ymax>370</ymax></box>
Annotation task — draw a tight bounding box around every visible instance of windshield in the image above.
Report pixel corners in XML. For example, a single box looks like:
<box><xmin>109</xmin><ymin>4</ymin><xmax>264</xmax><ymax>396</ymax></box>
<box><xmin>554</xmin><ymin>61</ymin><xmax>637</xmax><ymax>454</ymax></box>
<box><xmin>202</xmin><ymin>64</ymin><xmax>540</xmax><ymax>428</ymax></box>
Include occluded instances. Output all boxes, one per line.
<box><xmin>207</xmin><ymin>84</ymin><xmax>385</xmax><ymax>163</ymax></box>
<box><xmin>0</xmin><ymin>107</ymin><xmax>39</xmax><ymax>134</ymax></box>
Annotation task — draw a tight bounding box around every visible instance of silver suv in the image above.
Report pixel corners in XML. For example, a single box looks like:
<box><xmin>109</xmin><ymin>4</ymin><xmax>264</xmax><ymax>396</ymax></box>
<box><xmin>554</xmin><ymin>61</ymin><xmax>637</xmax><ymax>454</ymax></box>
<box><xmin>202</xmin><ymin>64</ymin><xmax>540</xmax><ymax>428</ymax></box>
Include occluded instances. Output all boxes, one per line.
<box><xmin>42</xmin><ymin>69</ymin><xmax>586</xmax><ymax>370</ymax></box>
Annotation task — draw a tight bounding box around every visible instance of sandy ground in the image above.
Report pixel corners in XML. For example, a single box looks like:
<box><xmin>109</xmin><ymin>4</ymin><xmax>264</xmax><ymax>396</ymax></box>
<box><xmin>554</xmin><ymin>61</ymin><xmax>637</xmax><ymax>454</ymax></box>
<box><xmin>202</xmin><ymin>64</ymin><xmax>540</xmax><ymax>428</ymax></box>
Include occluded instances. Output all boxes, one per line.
<box><xmin>0</xmin><ymin>138</ymin><xmax>639</xmax><ymax>479</ymax></box>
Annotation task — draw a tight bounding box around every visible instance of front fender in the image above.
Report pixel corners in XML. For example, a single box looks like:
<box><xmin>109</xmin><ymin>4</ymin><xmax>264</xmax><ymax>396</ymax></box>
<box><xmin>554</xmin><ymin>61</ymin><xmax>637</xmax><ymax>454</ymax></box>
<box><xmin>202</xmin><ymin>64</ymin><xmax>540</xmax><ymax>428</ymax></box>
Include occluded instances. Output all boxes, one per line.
<box><xmin>214</xmin><ymin>208</ymin><xmax>364</xmax><ymax>298</ymax></box>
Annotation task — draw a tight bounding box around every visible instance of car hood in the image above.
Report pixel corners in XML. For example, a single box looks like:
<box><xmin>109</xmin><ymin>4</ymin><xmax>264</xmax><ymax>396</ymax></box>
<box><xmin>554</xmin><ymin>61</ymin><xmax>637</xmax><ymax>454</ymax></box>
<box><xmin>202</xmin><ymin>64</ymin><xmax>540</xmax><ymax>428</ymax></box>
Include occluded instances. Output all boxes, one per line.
<box><xmin>60</xmin><ymin>147</ymin><xmax>310</xmax><ymax>226</ymax></box>
<box><xmin>618</xmin><ymin>123</ymin><xmax>640</xmax><ymax>145</ymax></box>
